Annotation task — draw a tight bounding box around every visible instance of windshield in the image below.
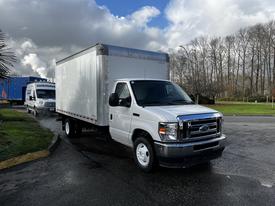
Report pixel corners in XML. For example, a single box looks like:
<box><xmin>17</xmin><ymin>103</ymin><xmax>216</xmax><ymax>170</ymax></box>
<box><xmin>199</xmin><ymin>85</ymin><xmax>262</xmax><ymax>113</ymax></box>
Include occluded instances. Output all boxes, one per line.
<box><xmin>130</xmin><ymin>80</ymin><xmax>193</xmax><ymax>106</ymax></box>
<box><xmin>36</xmin><ymin>89</ymin><xmax>55</xmax><ymax>99</ymax></box>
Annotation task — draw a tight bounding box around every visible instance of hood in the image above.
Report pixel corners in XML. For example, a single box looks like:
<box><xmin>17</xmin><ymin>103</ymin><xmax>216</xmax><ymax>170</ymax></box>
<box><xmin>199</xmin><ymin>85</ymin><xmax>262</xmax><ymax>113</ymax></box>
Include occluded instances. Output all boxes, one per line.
<box><xmin>36</xmin><ymin>98</ymin><xmax>56</xmax><ymax>105</ymax></box>
<box><xmin>144</xmin><ymin>104</ymin><xmax>219</xmax><ymax>122</ymax></box>
<box><xmin>37</xmin><ymin>98</ymin><xmax>56</xmax><ymax>102</ymax></box>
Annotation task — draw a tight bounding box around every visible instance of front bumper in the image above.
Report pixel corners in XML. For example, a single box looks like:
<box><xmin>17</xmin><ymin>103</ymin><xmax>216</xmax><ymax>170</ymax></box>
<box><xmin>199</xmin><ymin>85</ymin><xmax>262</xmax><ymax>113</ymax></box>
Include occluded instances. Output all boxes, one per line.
<box><xmin>154</xmin><ymin>135</ymin><xmax>226</xmax><ymax>168</ymax></box>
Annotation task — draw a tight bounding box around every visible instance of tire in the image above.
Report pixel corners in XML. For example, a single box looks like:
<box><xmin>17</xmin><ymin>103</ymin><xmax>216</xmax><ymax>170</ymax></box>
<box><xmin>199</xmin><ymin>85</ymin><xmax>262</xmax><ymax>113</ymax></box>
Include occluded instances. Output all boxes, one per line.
<box><xmin>33</xmin><ymin>108</ymin><xmax>38</xmax><ymax>117</ymax></box>
<box><xmin>133</xmin><ymin>137</ymin><xmax>156</xmax><ymax>173</ymax></box>
<box><xmin>27</xmin><ymin>107</ymin><xmax>31</xmax><ymax>114</ymax></box>
<box><xmin>64</xmin><ymin>119</ymin><xmax>75</xmax><ymax>138</ymax></box>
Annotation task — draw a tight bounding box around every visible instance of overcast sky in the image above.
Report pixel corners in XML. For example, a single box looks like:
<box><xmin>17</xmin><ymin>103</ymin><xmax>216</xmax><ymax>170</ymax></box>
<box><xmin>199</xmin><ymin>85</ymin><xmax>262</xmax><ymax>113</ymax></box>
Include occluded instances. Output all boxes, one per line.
<box><xmin>1</xmin><ymin>0</ymin><xmax>275</xmax><ymax>78</ymax></box>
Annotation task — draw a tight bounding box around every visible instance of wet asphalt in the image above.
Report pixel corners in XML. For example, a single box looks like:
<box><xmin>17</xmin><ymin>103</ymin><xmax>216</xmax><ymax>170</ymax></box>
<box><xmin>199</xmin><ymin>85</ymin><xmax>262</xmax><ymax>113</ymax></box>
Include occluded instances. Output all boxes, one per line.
<box><xmin>0</xmin><ymin>112</ymin><xmax>275</xmax><ymax>206</ymax></box>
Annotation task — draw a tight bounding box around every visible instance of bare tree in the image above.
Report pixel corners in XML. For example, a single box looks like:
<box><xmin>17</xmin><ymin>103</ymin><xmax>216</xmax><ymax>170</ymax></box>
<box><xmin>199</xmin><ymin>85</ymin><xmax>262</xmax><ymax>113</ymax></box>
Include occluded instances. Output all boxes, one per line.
<box><xmin>170</xmin><ymin>20</ymin><xmax>275</xmax><ymax>101</ymax></box>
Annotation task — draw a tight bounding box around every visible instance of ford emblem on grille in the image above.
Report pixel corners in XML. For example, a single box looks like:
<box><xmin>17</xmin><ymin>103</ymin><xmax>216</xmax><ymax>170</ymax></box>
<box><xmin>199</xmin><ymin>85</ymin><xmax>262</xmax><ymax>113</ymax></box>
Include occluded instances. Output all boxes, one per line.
<box><xmin>199</xmin><ymin>125</ymin><xmax>209</xmax><ymax>132</ymax></box>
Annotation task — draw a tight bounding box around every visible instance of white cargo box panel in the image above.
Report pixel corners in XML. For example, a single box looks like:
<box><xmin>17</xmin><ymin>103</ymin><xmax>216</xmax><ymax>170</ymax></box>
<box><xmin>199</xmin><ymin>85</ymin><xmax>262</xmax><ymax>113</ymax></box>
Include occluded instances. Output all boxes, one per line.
<box><xmin>56</xmin><ymin>44</ymin><xmax>169</xmax><ymax>126</ymax></box>
<box><xmin>56</xmin><ymin>49</ymin><xmax>98</xmax><ymax>122</ymax></box>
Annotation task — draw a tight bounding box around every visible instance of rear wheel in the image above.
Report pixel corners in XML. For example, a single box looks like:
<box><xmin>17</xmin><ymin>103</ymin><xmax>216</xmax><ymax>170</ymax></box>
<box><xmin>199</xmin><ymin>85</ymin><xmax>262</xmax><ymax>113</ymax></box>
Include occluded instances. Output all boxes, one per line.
<box><xmin>65</xmin><ymin>119</ymin><xmax>75</xmax><ymax>138</ymax></box>
<box><xmin>133</xmin><ymin>137</ymin><xmax>156</xmax><ymax>172</ymax></box>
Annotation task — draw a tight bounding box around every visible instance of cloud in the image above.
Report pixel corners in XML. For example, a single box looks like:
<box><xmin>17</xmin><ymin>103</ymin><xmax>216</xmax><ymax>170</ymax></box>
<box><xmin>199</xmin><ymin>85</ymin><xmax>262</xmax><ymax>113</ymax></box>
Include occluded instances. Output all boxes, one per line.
<box><xmin>7</xmin><ymin>38</ymin><xmax>67</xmax><ymax>78</ymax></box>
<box><xmin>131</xmin><ymin>6</ymin><xmax>160</xmax><ymax>27</ymax></box>
<box><xmin>0</xmin><ymin>0</ymin><xmax>164</xmax><ymax>50</ymax></box>
<box><xmin>21</xmin><ymin>40</ymin><xmax>34</xmax><ymax>51</ymax></box>
<box><xmin>22</xmin><ymin>53</ymin><xmax>47</xmax><ymax>78</ymax></box>
<box><xmin>165</xmin><ymin>0</ymin><xmax>275</xmax><ymax>48</ymax></box>
<box><xmin>1</xmin><ymin>0</ymin><xmax>275</xmax><ymax>78</ymax></box>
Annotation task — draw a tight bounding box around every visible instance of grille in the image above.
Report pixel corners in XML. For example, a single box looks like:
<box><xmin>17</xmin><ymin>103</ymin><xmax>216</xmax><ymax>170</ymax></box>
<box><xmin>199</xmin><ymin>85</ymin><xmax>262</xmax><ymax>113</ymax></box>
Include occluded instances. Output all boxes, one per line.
<box><xmin>189</xmin><ymin>118</ymin><xmax>220</xmax><ymax>138</ymax></box>
<box><xmin>177</xmin><ymin>113</ymin><xmax>222</xmax><ymax>141</ymax></box>
<box><xmin>44</xmin><ymin>102</ymin><xmax>56</xmax><ymax>107</ymax></box>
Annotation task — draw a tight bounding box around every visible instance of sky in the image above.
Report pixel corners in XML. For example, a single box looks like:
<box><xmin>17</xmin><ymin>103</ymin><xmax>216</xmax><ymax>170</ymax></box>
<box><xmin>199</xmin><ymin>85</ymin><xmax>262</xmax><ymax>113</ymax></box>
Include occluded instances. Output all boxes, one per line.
<box><xmin>96</xmin><ymin>0</ymin><xmax>169</xmax><ymax>28</ymax></box>
<box><xmin>1</xmin><ymin>0</ymin><xmax>275</xmax><ymax>78</ymax></box>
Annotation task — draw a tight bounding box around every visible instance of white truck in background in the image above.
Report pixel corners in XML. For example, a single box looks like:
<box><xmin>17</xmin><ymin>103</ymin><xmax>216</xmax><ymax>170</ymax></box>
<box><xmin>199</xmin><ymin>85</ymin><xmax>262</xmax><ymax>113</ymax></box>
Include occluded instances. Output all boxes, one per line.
<box><xmin>25</xmin><ymin>82</ymin><xmax>56</xmax><ymax>116</ymax></box>
<box><xmin>55</xmin><ymin>43</ymin><xmax>226</xmax><ymax>172</ymax></box>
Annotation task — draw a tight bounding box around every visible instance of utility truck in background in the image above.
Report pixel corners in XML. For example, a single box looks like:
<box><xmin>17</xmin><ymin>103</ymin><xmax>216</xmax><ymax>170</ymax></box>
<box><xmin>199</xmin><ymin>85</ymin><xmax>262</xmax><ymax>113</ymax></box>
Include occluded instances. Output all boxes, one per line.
<box><xmin>55</xmin><ymin>43</ymin><xmax>226</xmax><ymax>172</ymax></box>
<box><xmin>25</xmin><ymin>82</ymin><xmax>56</xmax><ymax>116</ymax></box>
<box><xmin>0</xmin><ymin>76</ymin><xmax>46</xmax><ymax>104</ymax></box>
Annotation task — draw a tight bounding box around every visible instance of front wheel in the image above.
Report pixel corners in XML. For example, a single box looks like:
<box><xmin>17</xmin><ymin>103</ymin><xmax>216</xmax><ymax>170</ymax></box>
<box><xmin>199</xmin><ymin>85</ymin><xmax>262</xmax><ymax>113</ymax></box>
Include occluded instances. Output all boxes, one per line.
<box><xmin>133</xmin><ymin>137</ymin><xmax>156</xmax><ymax>172</ymax></box>
<box><xmin>26</xmin><ymin>107</ymin><xmax>31</xmax><ymax>114</ymax></box>
<box><xmin>33</xmin><ymin>108</ymin><xmax>38</xmax><ymax>117</ymax></box>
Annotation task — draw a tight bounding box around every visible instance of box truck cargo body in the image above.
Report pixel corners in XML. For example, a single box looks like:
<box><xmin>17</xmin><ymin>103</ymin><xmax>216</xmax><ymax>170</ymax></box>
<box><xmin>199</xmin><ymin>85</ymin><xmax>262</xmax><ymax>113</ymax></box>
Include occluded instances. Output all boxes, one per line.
<box><xmin>56</xmin><ymin>44</ymin><xmax>226</xmax><ymax>172</ymax></box>
<box><xmin>56</xmin><ymin>44</ymin><xmax>169</xmax><ymax>126</ymax></box>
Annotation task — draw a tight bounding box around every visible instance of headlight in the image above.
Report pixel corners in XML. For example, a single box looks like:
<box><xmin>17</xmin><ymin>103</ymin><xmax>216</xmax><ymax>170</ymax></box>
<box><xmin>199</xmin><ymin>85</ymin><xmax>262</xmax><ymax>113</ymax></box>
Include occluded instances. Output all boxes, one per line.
<box><xmin>159</xmin><ymin>122</ymin><xmax>178</xmax><ymax>141</ymax></box>
<box><xmin>39</xmin><ymin>101</ymin><xmax>44</xmax><ymax>105</ymax></box>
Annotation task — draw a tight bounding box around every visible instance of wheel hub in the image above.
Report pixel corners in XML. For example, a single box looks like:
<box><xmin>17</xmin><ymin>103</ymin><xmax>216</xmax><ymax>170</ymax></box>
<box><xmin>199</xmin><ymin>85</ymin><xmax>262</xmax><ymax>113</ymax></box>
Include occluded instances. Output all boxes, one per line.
<box><xmin>65</xmin><ymin>122</ymin><xmax>70</xmax><ymax>135</ymax></box>
<box><xmin>136</xmin><ymin>143</ymin><xmax>150</xmax><ymax>167</ymax></box>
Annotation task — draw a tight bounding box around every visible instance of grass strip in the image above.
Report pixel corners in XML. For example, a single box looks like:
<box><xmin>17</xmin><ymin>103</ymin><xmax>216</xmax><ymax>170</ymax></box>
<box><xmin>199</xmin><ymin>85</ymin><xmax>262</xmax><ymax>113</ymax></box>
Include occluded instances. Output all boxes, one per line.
<box><xmin>0</xmin><ymin>109</ymin><xmax>53</xmax><ymax>161</ymax></box>
<box><xmin>206</xmin><ymin>103</ymin><xmax>275</xmax><ymax>116</ymax></box>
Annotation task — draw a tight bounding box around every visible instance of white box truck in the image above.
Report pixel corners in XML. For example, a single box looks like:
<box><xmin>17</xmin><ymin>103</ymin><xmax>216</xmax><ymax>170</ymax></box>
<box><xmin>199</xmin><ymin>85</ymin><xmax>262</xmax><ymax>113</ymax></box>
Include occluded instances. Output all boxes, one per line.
<box><xmin>56</xmin><ymin>44</ymin><xmax>226</xmax><ymax>172</ymax></box>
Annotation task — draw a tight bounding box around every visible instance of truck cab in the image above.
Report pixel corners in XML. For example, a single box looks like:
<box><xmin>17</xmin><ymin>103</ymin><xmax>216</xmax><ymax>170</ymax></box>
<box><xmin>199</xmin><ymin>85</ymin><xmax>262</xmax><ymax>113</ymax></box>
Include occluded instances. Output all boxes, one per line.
<box><xmin>108</xmin><ymin>79</ymin><xmax>226</xmax><ymax>172</ymax></box>
<box><xmin>25</xmin><ymin>82</ymin><xmax>56</xmax><ymax>116</ymax></box>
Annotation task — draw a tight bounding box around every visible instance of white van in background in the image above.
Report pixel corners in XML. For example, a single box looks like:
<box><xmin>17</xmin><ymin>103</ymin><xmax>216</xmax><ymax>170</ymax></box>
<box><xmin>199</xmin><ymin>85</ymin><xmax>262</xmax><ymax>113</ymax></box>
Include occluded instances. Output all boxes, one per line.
<box><xmin>25</xmin><ymin>82</ymin><xmax>56</xmax><ymax>116</ymax></box>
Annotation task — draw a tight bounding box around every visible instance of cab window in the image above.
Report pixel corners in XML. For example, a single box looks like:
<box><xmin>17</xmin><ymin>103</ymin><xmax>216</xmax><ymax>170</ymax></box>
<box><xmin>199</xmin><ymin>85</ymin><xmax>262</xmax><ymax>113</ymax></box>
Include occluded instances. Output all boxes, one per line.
<box><xmin>115</xmin><ymin>83</ymin><xmax>131</xmax><ymax>106</ymax></box>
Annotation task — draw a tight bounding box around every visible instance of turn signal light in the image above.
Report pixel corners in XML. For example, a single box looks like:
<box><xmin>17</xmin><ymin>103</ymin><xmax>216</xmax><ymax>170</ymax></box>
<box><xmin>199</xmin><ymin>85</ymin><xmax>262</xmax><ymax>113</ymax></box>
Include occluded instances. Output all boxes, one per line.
<box><xmin>159</xmin><ymin>127</ymin><xmax>166</xmax><ymax>134</ymax></box>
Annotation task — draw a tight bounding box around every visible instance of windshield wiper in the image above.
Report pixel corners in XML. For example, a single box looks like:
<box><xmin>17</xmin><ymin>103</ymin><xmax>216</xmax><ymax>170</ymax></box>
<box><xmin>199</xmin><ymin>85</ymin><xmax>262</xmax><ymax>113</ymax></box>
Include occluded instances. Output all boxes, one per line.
<box><xmin>141</xmin><ymin>101</ymin><xmax>166</xmax><ymax>107</ymax></box>
<box><xmin>170</xmin><ymin>99</ymin><xmax>194</xmax><ymax>104</ymax></box>
<box><xmin>141</xmin><ymin>100</ymin><xmax>194</xmax><ymax>107</ymax></box>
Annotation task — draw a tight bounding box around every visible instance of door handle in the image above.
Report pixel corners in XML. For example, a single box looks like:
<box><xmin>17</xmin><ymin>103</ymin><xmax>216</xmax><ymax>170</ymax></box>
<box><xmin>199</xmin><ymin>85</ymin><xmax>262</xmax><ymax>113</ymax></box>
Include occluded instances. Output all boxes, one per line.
<box><xmin>110</xmin><ymin>114</ymin><xmax>113</xmax><ymax>120</ymax></box>
<box><xmin>133</xmin><ymin>113</ymin><xmax>140</xmax><ymax>117</ymax></box>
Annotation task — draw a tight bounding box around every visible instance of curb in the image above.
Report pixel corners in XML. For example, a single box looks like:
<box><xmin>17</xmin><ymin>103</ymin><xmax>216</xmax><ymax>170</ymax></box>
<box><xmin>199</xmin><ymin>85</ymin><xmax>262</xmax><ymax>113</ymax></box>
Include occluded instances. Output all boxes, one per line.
<box><xmin>48</xmin><ymin>134</ymin><xmax>61</xmax><ymax>153</ymax></box>
<box><xmin>0</xmin><ymin>134</ymin><xmax>60</xmax><ymax>171</ymax></box>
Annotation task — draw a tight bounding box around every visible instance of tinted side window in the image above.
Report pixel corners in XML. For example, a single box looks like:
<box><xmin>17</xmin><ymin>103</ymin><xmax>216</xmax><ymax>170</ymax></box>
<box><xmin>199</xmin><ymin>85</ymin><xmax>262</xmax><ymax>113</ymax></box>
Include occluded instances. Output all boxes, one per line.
<box><xmin>115</xmin><ymin>83</ymin><xmax>130</xmax><ymax>99</ymax></box>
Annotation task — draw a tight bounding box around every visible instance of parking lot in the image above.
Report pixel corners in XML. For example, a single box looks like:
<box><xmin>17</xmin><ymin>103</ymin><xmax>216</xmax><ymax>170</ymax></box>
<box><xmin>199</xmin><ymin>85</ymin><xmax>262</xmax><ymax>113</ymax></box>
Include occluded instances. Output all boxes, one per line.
<box><xmin>0</xmin><ymin>114</ymin><xmax>275</xmax><ymax>206</ymax></box>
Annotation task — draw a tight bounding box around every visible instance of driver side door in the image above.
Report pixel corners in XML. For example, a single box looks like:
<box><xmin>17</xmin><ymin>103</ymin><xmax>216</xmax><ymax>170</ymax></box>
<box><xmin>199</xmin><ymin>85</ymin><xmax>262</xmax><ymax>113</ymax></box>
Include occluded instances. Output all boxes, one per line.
<box><xmin>30</xmin><ymin>89</ymin><xmax>36</xmax><ymax>108</ymax></box>
<box><xmin>109</xmin><ymin>82</ymin><xmax>133</xmax><ymax>146</ymax></box>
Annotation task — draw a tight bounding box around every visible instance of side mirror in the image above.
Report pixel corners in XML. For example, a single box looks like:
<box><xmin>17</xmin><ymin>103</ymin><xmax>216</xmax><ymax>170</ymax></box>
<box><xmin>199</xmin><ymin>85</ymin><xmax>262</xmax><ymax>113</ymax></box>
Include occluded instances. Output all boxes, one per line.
<box><xmin>29</xmin><ymin>96</ymin><xmax>33</xmax><ymax>100</ymax></box>
<box><xmin>120</xmin><ymin>97</ymin><xmax>131</xmax><ymax>107</ymax></box>
<box><xmin>109</xmin><ymin>93</ymin><xmax>119</xmax><ymax>107</ymax></box>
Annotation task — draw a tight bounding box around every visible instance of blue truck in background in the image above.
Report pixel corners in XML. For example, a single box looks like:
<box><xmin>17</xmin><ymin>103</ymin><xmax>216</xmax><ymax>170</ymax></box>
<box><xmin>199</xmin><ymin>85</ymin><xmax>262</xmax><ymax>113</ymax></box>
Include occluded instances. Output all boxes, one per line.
<box><xmin>0</xmin><ymin>76</ymin><xmax>46</xmax><ymax>104</ymax></box>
